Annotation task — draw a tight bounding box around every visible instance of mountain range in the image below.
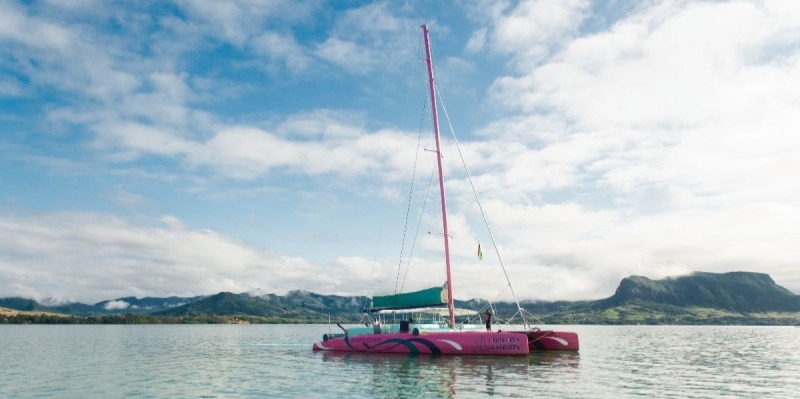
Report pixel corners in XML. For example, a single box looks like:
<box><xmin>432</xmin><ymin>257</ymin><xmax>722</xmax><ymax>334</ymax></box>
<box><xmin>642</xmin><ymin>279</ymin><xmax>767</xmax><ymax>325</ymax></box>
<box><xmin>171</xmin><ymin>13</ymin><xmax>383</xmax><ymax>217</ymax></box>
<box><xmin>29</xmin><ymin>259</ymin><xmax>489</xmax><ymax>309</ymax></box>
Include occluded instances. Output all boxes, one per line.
<box><xmin>2</xmin><ymin>271</ymin><xmax>799</xmax><ymax>325</ymax></box>
<box><xmin>0</xmin><ymin>295</ymin><xmax>202</xmax><ymax>316</ymax></box>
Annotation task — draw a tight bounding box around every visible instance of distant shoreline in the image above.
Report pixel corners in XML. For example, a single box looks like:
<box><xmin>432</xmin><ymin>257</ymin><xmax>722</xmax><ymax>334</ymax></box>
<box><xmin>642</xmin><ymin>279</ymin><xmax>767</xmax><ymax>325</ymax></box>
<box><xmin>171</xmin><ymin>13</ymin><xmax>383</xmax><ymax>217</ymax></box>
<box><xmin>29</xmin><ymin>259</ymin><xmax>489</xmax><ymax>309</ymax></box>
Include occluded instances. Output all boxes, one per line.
<box><xmin>2</xmin><ymin>311</ymin><xmax>798</xmax><ymax>326</ymax></box>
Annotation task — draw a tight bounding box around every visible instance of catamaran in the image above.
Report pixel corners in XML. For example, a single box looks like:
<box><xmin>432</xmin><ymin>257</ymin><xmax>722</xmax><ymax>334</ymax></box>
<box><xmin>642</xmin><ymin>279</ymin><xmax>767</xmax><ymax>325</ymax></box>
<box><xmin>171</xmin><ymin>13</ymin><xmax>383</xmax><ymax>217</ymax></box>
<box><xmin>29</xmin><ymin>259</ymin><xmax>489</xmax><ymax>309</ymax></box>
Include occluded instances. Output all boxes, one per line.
<box><xmin>313</xmin><ymin>25</ymin><xmax>579</xmax><ymax>355</ymax></box>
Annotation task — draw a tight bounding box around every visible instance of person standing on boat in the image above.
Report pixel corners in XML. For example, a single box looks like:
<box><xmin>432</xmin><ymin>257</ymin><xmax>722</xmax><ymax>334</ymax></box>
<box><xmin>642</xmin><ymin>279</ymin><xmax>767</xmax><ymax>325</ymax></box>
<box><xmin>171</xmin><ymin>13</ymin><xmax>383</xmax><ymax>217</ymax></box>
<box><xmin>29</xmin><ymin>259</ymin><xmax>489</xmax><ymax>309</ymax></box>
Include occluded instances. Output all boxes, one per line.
<box><xmin>485</xmin><ymin>311</ymin><xmax>492</xmax><ymax>331</ymax></box>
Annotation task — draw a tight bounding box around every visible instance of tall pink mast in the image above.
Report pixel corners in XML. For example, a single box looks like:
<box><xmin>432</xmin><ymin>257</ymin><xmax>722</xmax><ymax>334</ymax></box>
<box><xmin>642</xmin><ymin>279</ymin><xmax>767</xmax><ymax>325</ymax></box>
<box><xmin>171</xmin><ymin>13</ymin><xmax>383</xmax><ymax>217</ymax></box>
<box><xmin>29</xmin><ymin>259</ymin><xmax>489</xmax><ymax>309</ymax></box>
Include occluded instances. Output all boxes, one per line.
<box><xmin>422</xmin><ymin>24</ymin><xmax>455</xmax><ymax>328</ymax></box>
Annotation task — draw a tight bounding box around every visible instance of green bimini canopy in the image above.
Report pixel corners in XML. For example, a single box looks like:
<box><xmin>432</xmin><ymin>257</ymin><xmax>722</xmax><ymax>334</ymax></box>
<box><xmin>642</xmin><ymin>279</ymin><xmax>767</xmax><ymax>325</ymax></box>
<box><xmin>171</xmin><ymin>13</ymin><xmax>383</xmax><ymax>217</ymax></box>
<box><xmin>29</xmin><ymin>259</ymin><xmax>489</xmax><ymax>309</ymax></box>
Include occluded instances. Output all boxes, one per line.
<box><xmin>371</xmin><ymin>285</ymin><xmax>448</xmax><ymax>311</ymax></box>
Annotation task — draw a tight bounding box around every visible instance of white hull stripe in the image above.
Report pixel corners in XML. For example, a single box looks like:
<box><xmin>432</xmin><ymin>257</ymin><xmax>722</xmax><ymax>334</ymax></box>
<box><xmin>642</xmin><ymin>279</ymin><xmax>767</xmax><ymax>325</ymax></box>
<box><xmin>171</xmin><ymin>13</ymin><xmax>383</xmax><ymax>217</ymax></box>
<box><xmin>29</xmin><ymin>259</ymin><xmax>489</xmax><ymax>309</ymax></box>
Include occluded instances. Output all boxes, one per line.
<box><xmin>436</xmin><ymin>339</ymin><xmax>463</xmax><ymax>350</ymax></box>
<box><xmin>541</xmin><ymin>336</ymin><xmax>569</xmax><ymax>346</ymax></box>
<box><xmin>315</xmin><ymin>342</ymin><xmax>330</xmax><ymax>350</ymax></box>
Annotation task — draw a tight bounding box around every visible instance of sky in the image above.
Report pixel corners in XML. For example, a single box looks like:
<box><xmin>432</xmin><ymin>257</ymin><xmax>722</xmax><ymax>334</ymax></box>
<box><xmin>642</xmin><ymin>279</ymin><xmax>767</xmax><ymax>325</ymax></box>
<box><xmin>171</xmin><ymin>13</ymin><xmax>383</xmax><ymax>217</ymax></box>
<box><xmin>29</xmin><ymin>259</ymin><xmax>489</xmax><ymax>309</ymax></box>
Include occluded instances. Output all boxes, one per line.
<box><xmin>1</xmin><ymin>0</ymin><xmax>799</xmax><ymax>305</ymax></box>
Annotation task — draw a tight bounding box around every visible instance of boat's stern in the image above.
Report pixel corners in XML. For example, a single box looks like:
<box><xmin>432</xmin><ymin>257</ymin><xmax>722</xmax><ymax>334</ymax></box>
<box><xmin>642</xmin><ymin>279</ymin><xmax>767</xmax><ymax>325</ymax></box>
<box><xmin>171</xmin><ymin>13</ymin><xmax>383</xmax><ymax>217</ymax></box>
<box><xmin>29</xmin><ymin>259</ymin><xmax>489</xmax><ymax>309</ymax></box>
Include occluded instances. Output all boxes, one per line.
<box><xmin>524</xmin><ymin>330</ymin><xmax>580</xmax><ymax>351</ymax></box>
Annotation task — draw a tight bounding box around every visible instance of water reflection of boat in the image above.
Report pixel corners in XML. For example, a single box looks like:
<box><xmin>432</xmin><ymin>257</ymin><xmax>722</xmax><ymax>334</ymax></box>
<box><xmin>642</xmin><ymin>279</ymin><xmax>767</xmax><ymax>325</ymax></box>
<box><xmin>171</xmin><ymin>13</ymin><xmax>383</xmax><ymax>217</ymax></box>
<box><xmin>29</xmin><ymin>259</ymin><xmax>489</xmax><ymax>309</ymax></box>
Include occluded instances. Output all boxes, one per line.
<box><xmin>319</xmin><ymin>350</ymin><xmax>580</xmax><ymax>397</ymax></box>
<box><xmin>320</xmin><ymin>349</ymin><xmax>579</xmax><ymax>368</ymax></box>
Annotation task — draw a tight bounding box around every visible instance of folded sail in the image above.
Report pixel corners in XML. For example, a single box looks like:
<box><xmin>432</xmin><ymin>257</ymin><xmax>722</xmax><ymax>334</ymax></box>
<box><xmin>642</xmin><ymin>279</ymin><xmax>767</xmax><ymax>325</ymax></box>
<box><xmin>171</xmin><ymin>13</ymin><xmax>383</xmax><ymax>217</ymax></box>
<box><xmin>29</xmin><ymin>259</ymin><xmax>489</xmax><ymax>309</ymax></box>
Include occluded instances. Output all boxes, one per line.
<box><xmin>371</xmin><ymin>285</ymin><xmax>448</xmax><ymax>311</ymax></box>
<box><xmin>374</xmin><ymin>307</ymin><xmax>478</xmax><ymax>317</ymax></box>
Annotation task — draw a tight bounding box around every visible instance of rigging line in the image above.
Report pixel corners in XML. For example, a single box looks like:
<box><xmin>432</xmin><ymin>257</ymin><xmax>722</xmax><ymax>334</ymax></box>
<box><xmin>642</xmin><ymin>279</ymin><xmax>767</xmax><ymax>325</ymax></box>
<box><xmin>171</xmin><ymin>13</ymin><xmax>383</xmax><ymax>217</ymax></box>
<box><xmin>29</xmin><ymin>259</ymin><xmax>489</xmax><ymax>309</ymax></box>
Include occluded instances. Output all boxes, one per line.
<box><xmin>394</xmin><ymin>30</ymin><xmax>426</xmax><ymax>148</ymax></box>
<box><xmin>435</xmin><ymin>84</ymin><xmax>527</xmax><ymax>326</ymax></box>
<box><xmin>398</xmin><ymin>90</ymin><xmax>435</xmax><ymax>292</ymax></box>
<box><xmin>363</xmin><ymin>225</ymin><xmax>383</xmax><ymax>311</ymax></box>
<box><xmin>521</xmin><ymin>308</ymin><xmax>544</xmax><ymax>326</ymax></box>
<box><xmin>394</xmin><ymin>99</ymin><xmax>427</xmax><ymax>294</ymax></box>
<box><xmin>399</xmin><ymin>161</ymin><xmax>437</xmax><ymax>292</ymax></box>
<box><xmin>371</xmin><ymin>225</ymin><xmax>383</xmax><ymax>275</ymax></box>
<box><xmin>392</xmin><ymin>39</ymin><xmax>428</xmax><ymax>295</ymax></box>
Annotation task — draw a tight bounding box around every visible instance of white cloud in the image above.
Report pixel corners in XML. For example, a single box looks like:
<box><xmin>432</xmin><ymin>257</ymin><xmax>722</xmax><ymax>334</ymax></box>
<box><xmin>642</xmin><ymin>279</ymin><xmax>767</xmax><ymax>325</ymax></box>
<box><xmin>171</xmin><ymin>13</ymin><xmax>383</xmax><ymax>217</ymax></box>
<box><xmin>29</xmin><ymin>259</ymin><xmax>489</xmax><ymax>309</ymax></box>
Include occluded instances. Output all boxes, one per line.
<box><xmin>173</xmin><ymin>0</ymin><xmax>314</xmax><ymax>46</ymax></box>
<box><xmin>468</xmin><ymin>0</ymin><xmax>590</xmax><ymax>68</ymax></box>
<box><xmin>274</xmin><ymin>109</ymin><xmax>367</xmax><ymax>139</ymax></box>
<box><xmin>466</xmin><ymin>27</ymin><xmax>487</xmax><ymax>53</ymax></box>
<box><xmin>490</xmin><ymin>1</ymin><xmax>800</xmax><ymax>127</ymax></box>
<box><xmin>193</xmin><ymin>124</ymin><xmax>426</xmax><ymax>180</ymax></box>
<box><xmin>314</xmin><ymin>2</ymin><xmax>420</xmax><ymax>74</ymax></box>
<box><xmin>62</xmin><ymin>106</ymin><xmax>428</xmax><ymax>182</ymax></box>
<box><xmin>0</xmin><ymin>1</ymin><xmax>142</xmax><ymax>103</ymax></box>
<box><xmin>0</xmin><ymin>212</ymin><xmax>399</xmax><ymax>303</ymax></box>
<box><xmin>0</xmin><ymin>2</ymin><xmax>72</xmax><ymax>51</ymax></box>
<box><xmin>103</xmin><ymin>300</ymin><xmax>130</xmax><ymax>310</ymax></box>
<box><xmin>315</xmin><ymin>38</ymin><xmax>375</xmax><ymax>73</ymax></box>
<box><xmin>253</xmin><ymin>32</ymin><xmax>312</xmax><ymax>72</ymax></box>
<box><xmin>90</xmin><ymin>122</ymin><xmax>196</xmax><ymax>160</ymax></box>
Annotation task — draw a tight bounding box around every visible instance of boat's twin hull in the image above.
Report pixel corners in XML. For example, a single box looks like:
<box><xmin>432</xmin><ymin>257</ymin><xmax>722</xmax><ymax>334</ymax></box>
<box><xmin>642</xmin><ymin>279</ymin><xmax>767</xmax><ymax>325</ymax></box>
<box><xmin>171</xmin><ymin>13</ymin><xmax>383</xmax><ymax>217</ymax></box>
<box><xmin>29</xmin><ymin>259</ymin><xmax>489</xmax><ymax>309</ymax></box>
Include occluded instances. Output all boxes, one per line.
<box><xmin>517</xmin><ymin>330</ymin><xmax>580</xmax><ymax>351</ymax></box>
<box><xmin>313</xmin><ymin>331</ymin><xmax>530</xmax><ymax>355</ymax></box>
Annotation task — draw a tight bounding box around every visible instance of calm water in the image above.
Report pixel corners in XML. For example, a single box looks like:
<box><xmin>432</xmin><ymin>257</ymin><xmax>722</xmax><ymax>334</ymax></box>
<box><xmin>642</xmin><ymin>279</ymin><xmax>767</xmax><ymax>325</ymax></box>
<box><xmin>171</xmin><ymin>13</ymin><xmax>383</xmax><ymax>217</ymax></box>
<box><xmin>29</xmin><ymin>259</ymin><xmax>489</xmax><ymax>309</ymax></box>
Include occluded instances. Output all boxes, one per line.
<box><xmin>1</xmin><ymin>325</ymin><xmax>798</xmax><ymax>398</ymax></box>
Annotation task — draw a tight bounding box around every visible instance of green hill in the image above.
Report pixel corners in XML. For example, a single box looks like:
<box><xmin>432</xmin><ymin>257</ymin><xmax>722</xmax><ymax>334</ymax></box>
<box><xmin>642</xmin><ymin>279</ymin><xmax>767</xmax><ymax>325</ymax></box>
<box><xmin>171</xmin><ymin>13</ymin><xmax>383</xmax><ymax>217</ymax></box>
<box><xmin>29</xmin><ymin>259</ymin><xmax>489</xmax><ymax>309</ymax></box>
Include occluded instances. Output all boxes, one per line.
<box><xmin>153</xmin><ymin>291</ymin><xmax>366</xmax><ymax>323</ymax></box>
<box><xmin>534</xmin><ymin>272</ymin><xmax>800</xmax><ymax>325</ymax></box>
<box><xmin>0</xmin><ymin>295</ymin><xmax>204</xmax><ymax>316</ymax></box>
<box><xmin>606</xmin><ymin>272</ymin><xmax>800</xmax><ymax>312</ymax></box>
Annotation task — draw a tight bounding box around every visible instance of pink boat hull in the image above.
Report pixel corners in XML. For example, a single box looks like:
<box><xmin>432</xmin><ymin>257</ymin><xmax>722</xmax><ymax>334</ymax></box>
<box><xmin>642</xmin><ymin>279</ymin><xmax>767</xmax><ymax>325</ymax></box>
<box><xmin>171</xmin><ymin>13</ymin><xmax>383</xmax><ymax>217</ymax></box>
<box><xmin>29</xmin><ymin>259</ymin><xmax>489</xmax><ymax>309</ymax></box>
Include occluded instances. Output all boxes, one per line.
<box><xmin>514</xmin><ymin>330</ymin><xmax>580</xmax><ymax>351</ymax></box>
<box><xmin>313</xmin><ymin>331</ymin><xmax>529</xmax><ymax>355</ymax></box>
